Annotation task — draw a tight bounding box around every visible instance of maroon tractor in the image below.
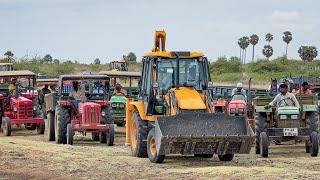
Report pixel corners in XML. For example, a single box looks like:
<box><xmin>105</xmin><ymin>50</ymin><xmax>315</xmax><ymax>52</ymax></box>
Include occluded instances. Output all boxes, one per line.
<box><xmin>0</xmin><ymin>71</ymin><xmax>45</xmax><ymax>136</ymax></box>
<box><xmin>50</xmin><ymin>74</ymin><xmax>114</xmax><ymax>145</ymax></box>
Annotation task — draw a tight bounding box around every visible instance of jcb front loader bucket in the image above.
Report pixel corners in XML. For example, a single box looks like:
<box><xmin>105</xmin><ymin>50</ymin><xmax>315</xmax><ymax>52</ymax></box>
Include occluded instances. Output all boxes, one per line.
<box><xmin>155</xmin><ymin>112</ymin><xmax>254</xmax><ymax>156</ymax></box>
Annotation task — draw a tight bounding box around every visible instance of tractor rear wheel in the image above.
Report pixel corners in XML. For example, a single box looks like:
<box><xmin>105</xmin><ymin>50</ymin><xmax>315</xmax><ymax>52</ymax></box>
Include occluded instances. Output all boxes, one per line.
<box><xmin>37</xmin><ymin>122</ymin><xmax>45</xmax><ymax>134</ymax></box>
<box><xmin>260</xmin><ymin>132</ymin><xmax>269</xmax><ymax>158</ymax></box>
<box><xmin>55</xmin><ymin>105</ymin><xmax>70</xmax><ymax>144</ymax></box>
<box><xmin>306</xmin><ymin>112</ymin><xmax>319</xmax><ymax>133</ymax></box>
<box><xmin>106</xmin><ymin>124</ymin><xmax>114</xmax><ymax>146</ymax></box>
<box><xmin>147</xmin><ymin>128</ymin><xmax>165</xmax><ymax>163</ymax></box>
<box><xmin>48</xmin><ymin>112</ymin><xmax>55</xmax><ymax>141</ymax></box>
<box><xmin>67</xmin><ymin>123</ymin><xmax>73</xmax><ymax>145</ymax></box>
<box><xmin>310</xmin><ymin>131</ymin><xmax>318</xmax><ymax>157</ymax></box>
<box><xmin>2</xmin><ymin>117</ymin><xmax>11</xmax><ymax>136</ymax></box>
<box><xmin>255</xmin><ymin>112</ymin><xmax>267</xmax><ymax>154</ymax></box>
<box><xmin>131</xmin><ymin>109</ymin><xmax>148</xmax><ymax>158</ymax></box>
<box><xmin>91</xmin><ymin>132</ymin><xmax>99</xmax><ymax>141</ymax></box>
<box><xmin>218</xmin><ymin>154</ymin><xmax>234</xmax><ymax>161</ymax></box>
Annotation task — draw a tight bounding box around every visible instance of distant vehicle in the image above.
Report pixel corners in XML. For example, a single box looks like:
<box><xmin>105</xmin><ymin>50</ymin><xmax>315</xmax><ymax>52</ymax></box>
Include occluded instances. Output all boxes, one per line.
<box><xmin>109</xmin><ymin>61</ymin><xmax>128</xmax><ymax>71</ymax></box>
<box><xmin>0</xmin><ymin>62</ymin><xmax>13</xmax><ymax>71</ymax></box>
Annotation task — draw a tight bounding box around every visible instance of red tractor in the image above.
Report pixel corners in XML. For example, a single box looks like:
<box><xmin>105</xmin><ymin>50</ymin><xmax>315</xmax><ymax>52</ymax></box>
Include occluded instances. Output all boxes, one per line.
<box><xmin>227</xmin><ymin>94</ymin><xmax>247</xmax><ymax>116</ymax></box>
<box><xmin>0</xmin><ymin>71</ymin><xmax>44</xmax><ymax>136</ymax></box>
<box><xmin>49</xmin><ymin>74</ymin><xmax>114</xmax><ymax>145</ymax></box>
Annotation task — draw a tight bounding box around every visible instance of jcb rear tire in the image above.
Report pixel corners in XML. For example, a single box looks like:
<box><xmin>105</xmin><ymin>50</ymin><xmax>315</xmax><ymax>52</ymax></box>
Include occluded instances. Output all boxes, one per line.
<box><xmin>48</xmin><ymin>112</ymin><xmax>55</xmax><ymax>141</ymax></box>
<box><xmin>2</xmin><ymin>117</ymin><xmax>11</xmax><ymax>136</ymax></box>
<box><xmin>147</xmin><ymin>128</ymin><xmax>165</xmax><ymax>163</ymax></box>
<box><xmin>37</xmin><ymin>122</ymin><xmax>45</xmax><ymax>134</ymax></box>
<box><xmin>218</xmin><ymin>154</ymin><xmax>234</xmax><ymax>161</ymax></box>
<box><xmin>67</xmin><ymin>123</ymin><xmax>73</xmax><ymax>145</ymax></box>
<box><xmin>260</xmin><ymin>132</ymin><xmax>269</xmax><ymax>158</ymax></box>
<box><xmin>255</xmin><ymin>112</ymin><xmax>267</xmax><ymax>154</ymax></box>
<box><xmin>91</xmin><ymin>132</ymin><xmax>99</xmax><ymax>141</ymax></box>
<box><xmin>55</xmin><ymin>105</ymin><xmax>70</xmax><ymax>144</ymax></box>
<box><xmin>106</xmin><ymin>124</ymin><xmax>115</xmax><ymax>146</ymax></box>
<box><xmin>131</xmin><ymin>109</ymin><xmax>148</xmax><ymax>158</ymax></box>
<box><xmin>310</xmin><ymin>131</ymin><xmax>319</xmax><ymax>157</ymax></box>
<box><xmin>306</xmin><ymin>112</ymin><xmax>319</xmax><ymax>133</ymax></box>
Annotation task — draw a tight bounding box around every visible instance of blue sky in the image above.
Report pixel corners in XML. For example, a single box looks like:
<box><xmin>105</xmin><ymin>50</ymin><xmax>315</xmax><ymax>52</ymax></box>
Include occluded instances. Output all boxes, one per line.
<box><xmin>0</xmin><ymin>0</ymin><xmax>319</xmax><ymax>63</ymax></box>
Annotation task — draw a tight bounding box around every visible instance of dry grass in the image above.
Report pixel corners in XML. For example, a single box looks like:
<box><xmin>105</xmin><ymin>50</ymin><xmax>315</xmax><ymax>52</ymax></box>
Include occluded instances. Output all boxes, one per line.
<box><xmin>1</xmin><ymin>127</ymin><xmax>320</xmax><ymax>180</ymax></box>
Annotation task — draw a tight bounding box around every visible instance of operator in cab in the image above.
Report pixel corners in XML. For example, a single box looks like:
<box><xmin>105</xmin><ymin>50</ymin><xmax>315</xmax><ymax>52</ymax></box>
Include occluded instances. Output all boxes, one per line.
<box><xmin>231</xmin><ymin>83</ymin><xmax>246</xmax><ymax>97</ymax></box>
<box><xmin>69</xmin><ymin>81</ymin><xmax>86</xmax><ymax>108</ymax></box>
<box><xmin>113</xmin><ymin>83</ymin><xmax>127</xmax><ymax>96</ymax></box>
<box><xmin>295</xmin><ymin>82</ymin><xmax>312</xmax><ymax>95</ymax></box>
<box><xmin>8</xmin><ymin>77</ymin><xmax>17</xmax><ymax>94</ymax></box>
<box><xmin>265</xmin><ymin>83</ymin><xmax>300</xmax><ymax>109</ymax></box>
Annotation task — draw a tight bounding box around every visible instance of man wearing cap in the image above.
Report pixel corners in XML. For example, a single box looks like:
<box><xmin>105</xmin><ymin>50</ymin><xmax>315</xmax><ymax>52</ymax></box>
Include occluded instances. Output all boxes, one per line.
<box><xmin>266</xmin><ymin>83</ymin><xmax>300</xmax><ymax>109</ymax></box>
<box><xmin>231</xmin><ymin>82</ymin><xmax>246</xmax><ymax>97</ymax></box>
<box><xmin>8</xmin><ymin>78</ymin><xmax>17</xmax><ymax>94</ymax></box>
<box><xmin>295</xmin><ymin>82</ymin><xmax>312</xmax><ymax>95</ymax></box>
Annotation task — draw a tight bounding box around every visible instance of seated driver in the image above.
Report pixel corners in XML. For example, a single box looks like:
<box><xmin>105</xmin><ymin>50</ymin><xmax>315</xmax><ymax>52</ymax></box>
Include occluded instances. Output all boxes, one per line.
<box><xmin>231</xmin><ymin>83</ymin><xmax>247</xmax><ymax>98</ymax></box>
<box><xmin>69</xmin><ymin>81</ymin><xmax>86</xmax><ymax>102</ymax></box>
<box><xmin>113</xmin><ymin>83</ymin><xmax>127</xmax><ymax>96</ymax></box>
<box><xmin>266</xmin><ymin>83</ymin><xmax>300</xmax><ymax>109</ymax></box>
<box><xmin>8</xmin><ymin>77</ymin><xmax>17</xmax><ymax>94</ymax></box>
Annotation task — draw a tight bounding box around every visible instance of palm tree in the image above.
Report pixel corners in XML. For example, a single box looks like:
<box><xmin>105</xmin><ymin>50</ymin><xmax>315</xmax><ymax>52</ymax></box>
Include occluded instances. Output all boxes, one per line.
<box><xmin>265</xmin><ymin>33</ymin><xmax>273</xmax><ymax>45</ymax></box>
<box><xmin>263</xmin><ymin>45</ymin><xmax>273</xmax><ymax>60</ymax></box>
<box><xmin>4</xmin><ymin>51</ymin><xmax>14</xmax><ymax>62</ymax></box>
<box><xmin>298</xmin><ymin>46</ymin><xmax>318</xmax><ymax>63</ymax></box>
<box><xmin>238</xmin><ymin>36</ymin><xmax>250</xmax><ymax>64</ymax></box>
<box><xmin>249</xmin><ymin>34</ymin><xmax>259</xmax><ymax>62</ymax></box>
<box><xmin>282</xmin><ymin>31</ymin><xmax>292</xmax><ymax>62</ymax></box>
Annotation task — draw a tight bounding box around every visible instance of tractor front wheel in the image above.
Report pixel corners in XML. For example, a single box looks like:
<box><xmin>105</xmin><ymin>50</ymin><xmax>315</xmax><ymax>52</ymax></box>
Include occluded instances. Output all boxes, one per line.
<box><xmin>310</xmin><ymin>131</ymin><xmax>318</xmax><ymax>157</ymax></box>
<box><xmin>106</xmin><ymin>124</ymin><xmax>115</xmax><ymax>146</ymax></box>
<box><xmin>255</xmin><ymin>112</ymin><xmax>267</xmax><ymax>154</ymax></box>
<box><xmin>67</xmin><ymin>123</ymin><xmax>73</xmax><ymax>145</ymax></box>
<box><xmin>37</xmin><ymin>122</ymin><xmax>45</xmax><ymax>134</ymax></box>
<box><xmin>55</xmin><ymin>105</ymin><xmax>70</xmax><ymax>144</ymax></box>
<box><xmin>2</xmin><ymin>117</ymin><xmax>11</xmax><ymax>136</ymax></box>
<box><xmin>147</xmin><ymin>128</ymin><xmax>165</xmax><ymax>163</ymax></box>
<box><xmin>260</xmin><ymin>132</ymin><xmax>269</xmax><ymax>158</ymax></box>
<box><xmin>48</xmin><ymin>112</ymin><xmax>55</xmax><ymax>141</ymax></box>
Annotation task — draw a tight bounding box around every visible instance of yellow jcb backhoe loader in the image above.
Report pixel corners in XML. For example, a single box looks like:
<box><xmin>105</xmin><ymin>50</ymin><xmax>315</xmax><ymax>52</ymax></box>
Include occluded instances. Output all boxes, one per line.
<box><xmin>125</xmin><ymin>30</ymin><xmax>254</xmax><ymax>163</ymax></box>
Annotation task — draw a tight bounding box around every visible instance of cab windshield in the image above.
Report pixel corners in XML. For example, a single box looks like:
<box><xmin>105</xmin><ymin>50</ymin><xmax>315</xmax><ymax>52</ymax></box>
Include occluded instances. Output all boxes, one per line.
<box><xmin>158</xmin><ymin>58</ymin><xmax>207</xmax><ymax>90</ymax></box>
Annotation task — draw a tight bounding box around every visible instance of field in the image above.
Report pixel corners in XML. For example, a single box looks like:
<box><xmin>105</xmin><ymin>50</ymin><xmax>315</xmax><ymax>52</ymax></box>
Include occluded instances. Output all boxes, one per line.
<box><xmin>1</xmin><ymin>126</ymin><xmax>320</xmax><ymax>180</ymax></box>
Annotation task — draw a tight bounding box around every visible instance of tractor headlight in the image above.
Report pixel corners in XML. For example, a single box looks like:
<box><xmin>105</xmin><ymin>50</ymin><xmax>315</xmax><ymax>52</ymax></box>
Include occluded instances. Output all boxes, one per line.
<box><xmin>238</xmin><ymin>108</ymin><xmax>244</xmax><ymax>113</ymax></box>
<box><xmin>119</xmin><ymin>103</ymin><xmax>125</xmax><ymax>108</ymax></box>
<box><xmin>111</xmin><ymin>103</ymin><xmax>117</xmax><ymax>108</ymax></box>
<box><xmin>101</xmin><ymin>111</ymin><xmax>106</xmax><ymax>117</ymax></box>
<box><xmin>291</xmin><ymin>115</ymin><xmax>298</xmax><ymax>119</ymax></box>
<box><xmin>230</xmin><ymin>108</ymin><xmax>236</xmax><ymax>113</ymax></box>
<box><xmin>13</xmin><ymin>106</ymin><xmax>17</xmax><ymax>111</ymax></box>
<box><xmin>280</xmin><ymin>115</ymin><xmax>287</xmax><ymax>120</ymax></box>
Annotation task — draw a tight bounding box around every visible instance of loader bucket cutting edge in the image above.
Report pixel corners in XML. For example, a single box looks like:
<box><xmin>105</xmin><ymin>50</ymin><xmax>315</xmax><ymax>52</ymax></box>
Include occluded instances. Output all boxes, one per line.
<box><xmin>155</xmin><ymin>112</ymin><xmax>254</xmax><ymax>155</ymax></box>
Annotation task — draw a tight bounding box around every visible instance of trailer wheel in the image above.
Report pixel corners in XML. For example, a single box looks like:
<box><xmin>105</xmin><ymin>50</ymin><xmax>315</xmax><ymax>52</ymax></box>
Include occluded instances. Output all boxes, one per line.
<box><xmin>2</xmin><ymin>117</ymin><xmax>11</xmax><ymax>136</ymax></box>
<box><xmin>260</xmin><ymin>132</ymin><xmax>269</xmax><ymax>158</ymax></box>
<box><xmin>66</xmin><ymin>123</ymin><xmax>73</xmax><ymax>145</ymax></box>
<box><xmin>55</xmin><ymin>105</ymin><xmax>70</xmax><ymax>144</ymax></box>
<box><xmin>218</xmin><ymin>154</ymin><xmax>234</xmax><ymax>161</ymax></box>
<box><xmin>147</xmin><ymin>128</ymin><xmax>165</xmax><ymax>163</ymax></box>
<box><xmin>255</xmin><ymin>112</ymin><xmax>267</xmax><ymax>154</ymax></box>
<box><xmin>106</xmin><ymin>124</ymin><xmax>114</xmax><ymax>146</ymax></box>
<box><xmin>130</xmin><ymin>109</ymin><xmax>148</xmax><ymax>158</ymax></box>
<box><xmin>91</xmin><ymin>132</ymin><xmax>99</xmax><ymax>141</ymax></box>
<box><xmin>310</xmin><ymin>131</ymin><xmax>318</xmax><ymax>157</ymax></box>
<box><xmin>37</xmin><ymin>122</ymin><xmax>45</xmax><ymax>134</ymax></box>
<box><xmin>306</xmin><ymin>112</ymin><xmax>319</xmax><ymax>133</ymax></box>
<box><xmin>48</xmin><ymin>112</ymin><xmax>55</xmax><ymax>141</ymax></box>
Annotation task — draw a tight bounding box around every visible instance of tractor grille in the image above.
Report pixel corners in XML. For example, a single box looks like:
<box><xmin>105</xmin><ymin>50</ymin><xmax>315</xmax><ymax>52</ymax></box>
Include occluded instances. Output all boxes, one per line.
<box><xmin>17</xmin><ymin>104</ymin><xmax>33</xmax><ymax>119</ymax></box>
<box><xmin>278</xmin><ymin>119</ymin><xmax>300</xmax><ymax>128</ymax></box>
<box><xmin>81</xmin><ymin>104</ymin><xmax>101</xmax><ymax>124</ymax></box>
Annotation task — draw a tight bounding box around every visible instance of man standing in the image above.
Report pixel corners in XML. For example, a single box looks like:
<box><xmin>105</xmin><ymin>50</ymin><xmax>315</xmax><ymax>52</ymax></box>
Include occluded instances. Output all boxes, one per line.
<box><xmin>295</xmin><ymin>82</ymin><xmax>312</xmax><ymax>95</ymax></box>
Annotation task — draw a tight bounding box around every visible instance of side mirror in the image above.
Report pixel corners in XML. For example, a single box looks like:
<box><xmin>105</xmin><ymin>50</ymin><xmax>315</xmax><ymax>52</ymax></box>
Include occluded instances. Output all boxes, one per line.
<box><xmin>207</xmin><ymin>82</ymin><xmax>214</xmax><ymax>88</ymax></box>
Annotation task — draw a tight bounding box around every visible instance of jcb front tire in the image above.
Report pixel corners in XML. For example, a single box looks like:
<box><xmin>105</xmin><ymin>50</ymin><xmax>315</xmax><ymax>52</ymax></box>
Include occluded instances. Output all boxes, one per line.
<box><xmin>218</xmin><ymin>154</ymin><xmax>234</xmax><ymax>161</ymax></box>
<box><xmin>260</xmin><ymin>132</ymin><xmax>269</xmax><ymax>158</ymax></box>
<box><xmin>2</xmin><ymin>117</ymin><xmax>11</xmax><ymax>136</ymax></box>
<box><xmin>130</xmin><ymin>109</ymin><xmax>147</xmax><ymax>158</ymax></box>
<box><xmin>55</xmin><ymin>105</ymin><xmax>70</xmax><ymax>144</ymax></box>
<box><xmin>147</xmin><ymin>128</ymin><xmax>165</xmax><ymax>163</ymax></box>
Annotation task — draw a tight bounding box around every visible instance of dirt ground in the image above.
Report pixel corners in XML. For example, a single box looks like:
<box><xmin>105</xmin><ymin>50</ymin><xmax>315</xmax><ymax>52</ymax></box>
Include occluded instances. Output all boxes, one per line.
<box><xmin>1</xmin><ymin>125</ymin><xmax>320</xmax><ymax>180</ymax></box>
